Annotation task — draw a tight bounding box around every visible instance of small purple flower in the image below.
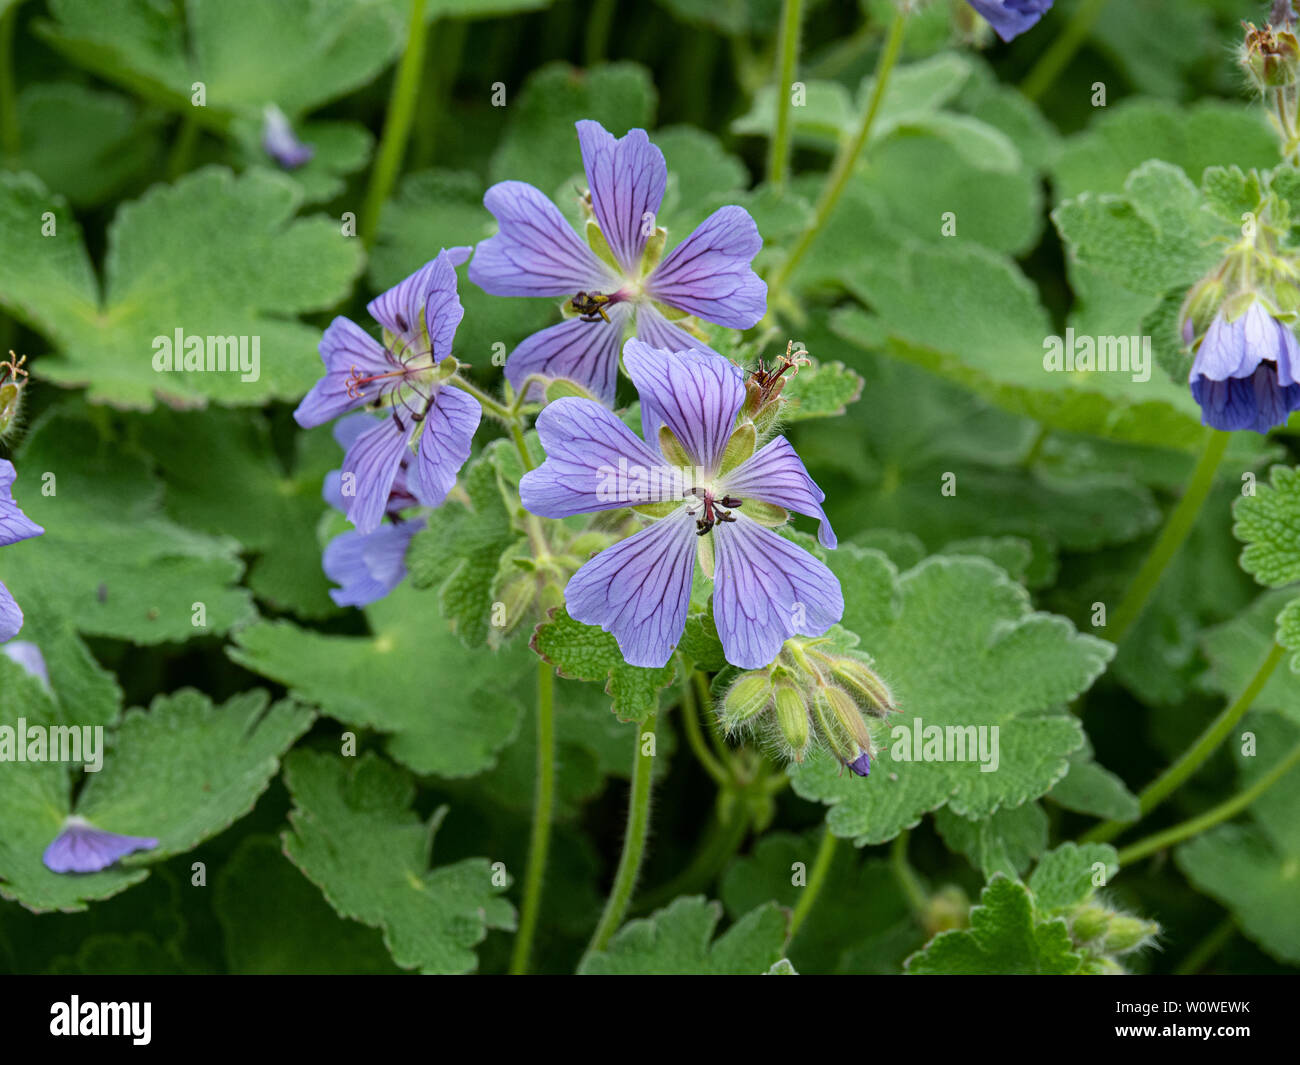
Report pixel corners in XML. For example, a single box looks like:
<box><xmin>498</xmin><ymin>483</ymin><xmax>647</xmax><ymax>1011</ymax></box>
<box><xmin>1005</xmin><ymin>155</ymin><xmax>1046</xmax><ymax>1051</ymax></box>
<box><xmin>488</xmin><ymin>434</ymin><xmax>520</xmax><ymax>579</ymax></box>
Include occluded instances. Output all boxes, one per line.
<box><xmin>295</xmin><ymin>250</ymin><xmax>483</xmax><ymax>535</ymax></box>
<box><xmin>2</xmin><ymin>640</ymin><xmax>48</xmax><ymax>686</ymax></box>
<box><xmin>262</xmin><ymin>104</ymin><xmax>315</xmax><ymax>169</ymax></box>
<box><xmin>846</xmin><ymin>750</ymin><xmax>871</xmax><ymax>777</ymax></box>
<box><xmin>320</xmin><ymin>415</ymin><xmax>426</xmax><ymax>608</ymax></box>
<box><xmin>520</xmin><ymin>339</ymin><xmax>842</xmax><ymax>669</ymax></box>
<box><xmin>1189</xmin><ymin>301</ymin><xmax>1300</xmax><ymax>434</ymax></box>
<box><xmin>0</xmin><ymin>459</ymin><xmax>43</xmax><ymax>642</ymax></box>
<box><xmin>43</xmin><ymin>816</ymin><xmax>159</xmax><ymax>874</ymax></box>
<box><xmin>469</xmin><ymin>120</ymin><xmax>767</xmax><ymax>406</ymax></box>
<box><xmin>967</xmin><ymin>0</ymin><xmax>1054</xmax><ymax>41</ymax></box>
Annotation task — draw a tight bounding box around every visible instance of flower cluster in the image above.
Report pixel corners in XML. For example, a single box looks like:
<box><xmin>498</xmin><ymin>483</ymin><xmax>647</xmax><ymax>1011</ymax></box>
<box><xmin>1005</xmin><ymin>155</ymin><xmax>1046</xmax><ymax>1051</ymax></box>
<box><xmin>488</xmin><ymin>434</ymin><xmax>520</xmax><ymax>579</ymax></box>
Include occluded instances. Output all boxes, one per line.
<box><xmin>719</xmin><ymin>634</ymin><xmax>899</xmax><ymax>775</ymax></box>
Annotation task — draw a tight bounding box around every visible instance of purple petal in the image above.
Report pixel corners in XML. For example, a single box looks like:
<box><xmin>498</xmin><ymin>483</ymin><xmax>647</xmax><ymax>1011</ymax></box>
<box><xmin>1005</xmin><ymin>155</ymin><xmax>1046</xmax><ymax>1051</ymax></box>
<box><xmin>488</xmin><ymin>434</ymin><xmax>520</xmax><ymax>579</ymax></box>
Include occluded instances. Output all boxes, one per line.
<box><xmin>262</xmin><ymin>104</ymin><xmax>314</xmax><ymax>169</ymax></box>
<box><xmin>341</xmin><ymin>416</ymin><xmax>412</xmax><ymax>535</ymax></box>
<box><xmin>633</xmin><ymin>302</ymin><xmax>723</xmax><ymax>359</ymax></box>
<box><xmin>846</xmin><ymin>750</ymin><xmax>871</xmax><ymax>777</ymax></box>
<box><xmin>565</xmin><ymin>508</ymin><xmax>697</xmax><ymax>668</ymax></box>
<box><xmin>294</xmin><ymin>317</ymin><xmax>391</xmax><ymax>429</ymax></box>
<box><xmin>712</xmin><ymin>515</ymin><xmax>844</xmax><ymax>670</ymax></box>
<box><xmin>966</xmin><ymin>0</ymin><xmax>1054</xmax><ymax>43</ymax></box>
<box><xmin>1189</xmin><ymin>310</ymin><xmax>1257</xmax><ymax>383</ymax></box>
<box><xmin>644</xmin><ymin>205</ymin><xmax>767</xmax><ymax>329</ymax></box>
<box><xmin>721</xmin><ymin>436</ymin><xmax>838</xmax><ymax>548</ymax></box>
<box><xmin>0</xmin><ymin>460</ymin><xmax>43</xmax><ymax>545</ymax></box>
<box><xmin>521</xmin><ymin>397</ymin><xmax>671</xmax><ymax>518</ymax></box>
<box><xmin>506</xmin><ymin>305</ymin><xmax>629</xmax><ymax>407</ymax></box>
<box><xmin>366</xmin><ymin>249</ymin><xmax>468</xmax><ymax>359</ymax></box>
<box><xmin>43</xmin><ymin>817</ymin><xmax>159</xmax><ymax>874</ymax></box>
<box><xmin>323</xmin><ymin>519</ymin><xmax>423</xmax><ymax>608</ymax></box>
<box><xmin>2</xmin><ymin>640</ymin><xmax>48</xmax><ymax>686</ymax></box>
<box><xmin>411</xmin><ymin>385</ymin><xmax>481</xmax><ymax>506</ymax></box>
<box><xmin>470</xmin><ymin>181</ymin><xmax>620</xmax><ymax>297</ymax></box>
<box><xmin>0</xmin><ymin>581</ymin><xmax>23</xmax><ymax>643</ymax></box>
<box><xmin>622</xmin><ymin>338</ymin><xmax>746</xmax><ymax>471</ymax></box>
<box><xmin>576</xmin><ymin>120</ymin><xmax>667</xmax><ymax>276</ymax></box>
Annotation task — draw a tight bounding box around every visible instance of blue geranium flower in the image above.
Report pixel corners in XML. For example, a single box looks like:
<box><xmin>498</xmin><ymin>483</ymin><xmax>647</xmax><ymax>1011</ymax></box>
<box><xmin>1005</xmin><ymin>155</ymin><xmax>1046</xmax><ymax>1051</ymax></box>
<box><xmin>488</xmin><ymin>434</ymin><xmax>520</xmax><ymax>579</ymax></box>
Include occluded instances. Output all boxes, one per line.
<box><xmin>0</xmin><ymin>459</ymin><xmax>43</xmax><ymax>642</ymax></box>
<box><xmin>967</xmin><ymin>0</ymin><xmax>1054</xmax><ymax>42</ymax></box>
<box><xmin>1188</xmin><ymin>300</ymin><xmax>1300</xmax><ymax>433</ymax></box>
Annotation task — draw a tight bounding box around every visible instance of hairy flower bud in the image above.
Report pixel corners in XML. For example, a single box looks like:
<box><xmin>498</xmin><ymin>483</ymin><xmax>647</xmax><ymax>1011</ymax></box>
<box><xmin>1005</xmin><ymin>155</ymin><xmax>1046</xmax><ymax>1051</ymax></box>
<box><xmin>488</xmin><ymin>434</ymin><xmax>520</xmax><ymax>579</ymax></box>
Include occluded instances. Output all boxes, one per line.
<box><xmin>0</xmin><ymin>352</ymin><xmax>27</xmax><ymax>441</ymax></box>
<box><xmin>773</xmin><ymin>678</ymin><xmax>810</xmax><ymax>761</ymax></box>
<box><xmin>721</xmin><ymin>671</ymin><xmax>774</xmax><ymax>732</ymax></box>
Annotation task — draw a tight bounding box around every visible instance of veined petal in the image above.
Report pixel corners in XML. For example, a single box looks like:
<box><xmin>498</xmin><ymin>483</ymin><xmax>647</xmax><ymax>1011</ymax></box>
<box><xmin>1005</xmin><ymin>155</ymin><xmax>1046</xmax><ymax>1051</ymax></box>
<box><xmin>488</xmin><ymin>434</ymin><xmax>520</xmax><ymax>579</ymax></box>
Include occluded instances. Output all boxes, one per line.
<box><xmin>634</xmin><ymin>302</ymin><xmax>723</xmax><ymax>359</ymax></box>
<box><xmin>43</xmin><ymin>817</ymin><xmax>159</xmax><ymax>874</ymax></box>
<box><xmin>721</xmin><ymin>436</ymin><xmax>837</xmax><ymax>548</ymax></box>
<box><xmin>323</xmin><ymin>520</ymin><xmax>422</xmax><ymax>608</ymax></box>
<box><xmin>712</xmin><ymin>515</ymin><xmax>844</xmax><ymax>670</ymax></box>
<box><xmin>565</xmin><ymin>508</ymin><xmax>697</xmax><ymax>668</ymax></box>
<box><xmin>0</xmin><ymin>460</ymin><xmax>42</xmax><ymax>546</ymax></box>
<box><xmin>342</xmin><ymin>416</ymin><xmax>412</xmax><ymax>535</ymax></box>
<box><xmin>412</xmin><ymin>385</ymin><xmax>481</xmax><ymax>506</ymax></box>
<box><xmin>2</xmin><ymin>639</ymin><xmax>48</xmax><ymax>685</ymax></box>
<box><xmin>1189</xmin><ymin>311</ymin><xmax>1255</xmax><ymax>383</ymax></box>
<box><xmin>521</xmin><ymin>397</ymin><xmax>674</xmax><ymax>518</ymax></box>
<box><xmin>470</xmin><ymin>181</ymin><xmax>619</xmax><ymax>297</ymax></box>
<box><xmin>367</xmin><ymin>248</ymin><xmax>468</xmax><ymax>359</ymax></box>
<box><xmin>0</xmin><ymin>581</ymin><xmax>22</xmax><ymax>643</ymax></box>
<box><xmin>644</xmin><ymin>205</ymin><xmax>766</xmax><ymax>329</ymax></box>
<box><xmin>506</xmin><ymin>303</ymin><xmax>630</xmax><ymax>406</ymax></box>
<box><xmin>576</xmin><ymin>120</ymin><xmax>667</xmax><ymax>276</ymax></box>
<box><xmin>294</xmin><ymin>317</ymin><xmax>391</xmax><ymax>428</ymax></box>
<box><xmin>1190</xmin><ymin>376</ymin><xmax>1260</xmax><ymax>432</ymax></box>
<box><xmin>622</xmin><ymin>338</ymin><xmax>746</xmax><ymax>472</ymax></box>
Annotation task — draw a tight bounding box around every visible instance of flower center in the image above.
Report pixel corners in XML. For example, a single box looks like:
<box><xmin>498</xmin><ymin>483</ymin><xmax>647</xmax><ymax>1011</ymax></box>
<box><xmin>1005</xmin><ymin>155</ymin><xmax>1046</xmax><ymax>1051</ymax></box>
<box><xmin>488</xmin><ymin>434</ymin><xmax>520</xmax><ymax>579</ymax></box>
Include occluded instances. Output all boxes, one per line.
<box><xmin>685</xmin><ymin>486</ymin><xmax>742</xmax><ymax>536</ymax></box>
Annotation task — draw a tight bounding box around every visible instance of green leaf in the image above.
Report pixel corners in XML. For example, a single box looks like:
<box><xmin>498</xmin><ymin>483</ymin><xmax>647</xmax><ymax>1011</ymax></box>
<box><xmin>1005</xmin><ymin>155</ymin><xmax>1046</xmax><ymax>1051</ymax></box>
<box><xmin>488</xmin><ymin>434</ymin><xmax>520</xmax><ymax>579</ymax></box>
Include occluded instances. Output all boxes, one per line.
<box><xmin>1234</xmin><ymin>465</ymin><xmax>1300</xmax><ymax>589</ymax></box>
<box><xmin>6</xmin><ymin>406</ymin><xmax>256</xmax><ymax>643</ymax></box>
<box><xmin>37</xmin><ymin>0</ymin><xmax>403</xmax><ymax>123</ymax></box>
<box><xmin>905</xmin><ymin>876</ymin><xmax>1083</xmax><ymax>975</ymax></box>
<box><xmin>230</xmin><ymin>117</ymin><xmax>374</xmax><ymax>206</ymax></box>
<box><xmin>215</xmin><ymin>835</ymin><xmax>402</xmax><ymax>974</ymax></box>
<box><xmin>578</xmin><ymin>896</ymin><xmax>787</xmax><ymax>975</ymax></box>
<box><xmin>1201</xmin><ymin>590</ymin><xmax>1300</xmax><ymax>724</ymax></box>
<box><xmin>778</xmin><ymin>359</ymin><xmax>863</xmax><ymax>422</ymax></box>
<box><xmin>1053</xmin><ymin>99</ymin><xmax>1278</xmax><ymax>203</ymax></box>
<box><xmin>1027</xmin><ymin>842</ymin><xmax>1119</xmax><ymax>915</ymax></box>
<box><xmin>933</xmin><ymin>802</ymin><xmax>1048</xmax><ymax>879</ymax></box>
<box><xmin>831</xmin><ymin>241</ymin><xmax>1207</xmax><ymax>450</ymax></box>
<box><xmin>0</xmin><ymin>681</ymin><xmax>310</xmax><ymax>913</ymax></box>
<box><xmin>1053</xmin><ymin>160</ymin><xmax>1229</xmax><ymax>297</ymax></box>
<box><xmin>1047</xmin><ymin>748</ymin><xmax>1141</xmax><ymax>823</ymax></box>
<box><xmin>228</xmin><ymin>582</ymin><xmax>529</xmax><ymax>778</ymax></box>
<box><xmin>282</xmin><ymin>751</ymin><xmax>515</xmax><ymax>974</ymax></box>
<box><xmin>1177</xmin><ymin>714</ymin><xmax>1300</xmax><ymax>965</ymax></box>
<box><xmin>0</xmin><ymin>167</ymin><xmax>363</xmax><ymax>408</ymax></box>
<box><xmin>790</xmin><ymin>550</ymin><xmax>1111</xmax><ymax>845</ymax></box>
<box><xmin>531</xmin><ymin>606</ymin><xmax>678</xmax><ymax>723</ymax></box>
<box><xmin>1278</xmin><ymin>597</ymin><xmax>1300</xmax><ymax>675</ymax></box>
<box><xmin>2</xmin><ymin>83</ymin><xmax>161</xmax><ymax>207</ymax></box>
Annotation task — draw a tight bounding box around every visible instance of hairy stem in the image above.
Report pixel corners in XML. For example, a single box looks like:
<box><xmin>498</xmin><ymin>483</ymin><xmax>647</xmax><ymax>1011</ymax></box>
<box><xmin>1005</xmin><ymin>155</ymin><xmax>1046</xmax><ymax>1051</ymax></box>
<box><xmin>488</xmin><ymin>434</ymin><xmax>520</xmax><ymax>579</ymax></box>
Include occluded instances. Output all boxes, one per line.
<box><xmin>1085</xmin><ymin>642</ymin><xmax>1286</xmax><ymax>845</ymax></box>
<box><xmin>1020</xmin><ymin>0</ymin><xmax>1109</xmax><ymax>102</ymax></box>
<box><xmin>582</xmin><ymin>713</ymin><xmax>658</xmax><ymax>963</ymax></box>
<box><xmin>764</xmin><ymin>8</ymin><xmax>907</xmax><ymax>312</ymax></box>
<box><xmin>789</xmin><ymin>826</ymin><xmax>837</xmax><ymax>938</ymax></box>
<box><xmin>509</xmin><ymin>661</ymin><xmax>556</xmax><ymax>975</ymax></box>
<box><xmin>679</xmin><ymin>665</ymin><xmax>730</xmax><ymax>786</ymax></box>
<box><xmin>361</xmin><ymin>0</ymin><xmax>428</xmax><ymax>247</ymax></box>
<box><xmin>1117</xmin><ymin>738</ymin><xmax>1300</xmax><ymax>865</ymax></box>
<box><xmin>767</xmin><ymin>0</ymin><xmax>804</xmax><ymax>190</ymax></box>
<box><xmin>890</xmin><ymin>829</ymin><xmax>928</xmax><ymax>922</ymax></box>
<box><xmin>1105</xmin><ymin>430</ymin><xmax>1230</xmax><ymax>644</ymax></box>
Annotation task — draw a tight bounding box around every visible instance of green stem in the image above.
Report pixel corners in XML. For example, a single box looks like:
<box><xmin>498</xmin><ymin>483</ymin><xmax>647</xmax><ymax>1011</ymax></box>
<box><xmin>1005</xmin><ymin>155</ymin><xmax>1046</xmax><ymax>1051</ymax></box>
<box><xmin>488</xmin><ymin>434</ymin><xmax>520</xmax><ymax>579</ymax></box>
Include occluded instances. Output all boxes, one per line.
<box><xmin>634</xmin><ymin>797</ymin><xmax>749</xmax><ymax>913</ymax></box>
<box><xmin>679</xmin><ymin>665</ymin><xmax>730</xmax><ymax>786</ymax></box>
<box><xmin>582</xmin><ymin>713</ymin><xmax>658</xmax><ymax>963</ymax></box>
<box><xmin>766</xmin><ymin>0</ymin><xmax>804</xmax><ymax>190</ymax></box>
<box><xmin>1173</xmin><ymin>917</ymin><xmax>1235</xmax><ymax>976</ymax></box>
<box><xmin>1117</xmin><ymin>738</ymin><xmax>1300</xmax><ymax>865</ymax></box>
<box><xmin>164</xmin><ymin>115</ymin><xmax>199</xmax><ymax>181</ymax></box>
<box><xmin>451</xmin><ymin>374</ymin><xmax>512</xmax><ymax>420</ymax></box>
<box><xmin>510</xmin><ymin>661</ymin><xmax>556</xmax><ymax>975</ymax></box>
<box><xmin>789</xmin><ymin>826</ymin><xmax>837</xmax><ymax>938</ymax></box>
<box><xmin>1105</xmin><ymin>430</ymin><xmax>1229</xmax><ymax>644</ymax></box>
<box><xmin>890</xmin><ymin>829</ymin><xmax>928</xmax><ymax>921</ymax></box>
<box><xmin>1085</xmin><ymin>642</ymin><xmax>1286</xmax><ymax>845</ymax></box>
<box><xmin>0</xmin><ymin>3</ymin><xmax>19</xmax><ymax>158</ymax></box>
<box><xmin>764</xmin><ymin>8</ymin><xmax>907</xmax><ymax>311</ymax></box>
<box><xmin>361</xmin><ymin>0</ymin><xmax>428</xmax><ymax>248</ymax></box>
<box><xmin>693</xmin><ymin>670</ymin><xmax>732</xmax><ymax>765</ymax></box>
<box><xmin>1020</xmin><ymin>0</ymin><xmax>1108</xmax><ymax>102</ymax></box>
<box><xmin>583</xmin><ymin>0</ymin><xmax>615</xmax><ymax>67</ymax></box>
<box><xmin>411</xmin><ymin>18</ymin><xmax>465</xmax><ymax>169</ymax></box>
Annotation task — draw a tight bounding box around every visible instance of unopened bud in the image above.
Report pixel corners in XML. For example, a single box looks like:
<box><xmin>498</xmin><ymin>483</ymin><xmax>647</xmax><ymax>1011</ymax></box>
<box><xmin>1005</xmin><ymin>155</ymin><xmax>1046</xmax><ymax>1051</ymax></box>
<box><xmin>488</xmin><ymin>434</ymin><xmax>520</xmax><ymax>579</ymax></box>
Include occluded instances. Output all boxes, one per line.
<box><xmin>1102</xmin><ymin>913</ymin><xmax>1160</xmax><ymax>955</ymax></box>
<box><xmin>773</xmin><ymin>679</ymin><xmax>810</xmax><ymax>761</ymax></box>
<box><xmin>721</xmin><ymin>672</ymin><xmax>772</xmax><ymax>732</ymax></box>
<box><xmin>828</xmin><ymin>657</ymin><xmax>897</xmax><ymax>717</ymax></box>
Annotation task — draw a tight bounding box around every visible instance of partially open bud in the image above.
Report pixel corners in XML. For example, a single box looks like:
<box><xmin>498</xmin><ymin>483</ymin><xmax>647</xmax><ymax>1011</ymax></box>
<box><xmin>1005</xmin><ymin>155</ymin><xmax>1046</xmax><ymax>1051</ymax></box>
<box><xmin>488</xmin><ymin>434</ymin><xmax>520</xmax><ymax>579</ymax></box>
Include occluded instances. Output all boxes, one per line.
<box><xmin>1243</xmin><ymin>21</ymin><xmax>1300</xmax><ymax>90</ymax></box>
<box><xmin>0</xmin><ymin>352</ymin><xmax>27</xmax><ymax>441</ymax></box>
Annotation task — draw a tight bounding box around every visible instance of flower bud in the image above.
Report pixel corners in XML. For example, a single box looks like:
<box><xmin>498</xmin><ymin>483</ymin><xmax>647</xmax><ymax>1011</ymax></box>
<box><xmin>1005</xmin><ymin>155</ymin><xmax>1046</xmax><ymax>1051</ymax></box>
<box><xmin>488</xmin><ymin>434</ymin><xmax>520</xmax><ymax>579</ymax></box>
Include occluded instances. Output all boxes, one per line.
<box><xmin>827</xmin><ymin>656</ymin><xmax>897</xmax><ymax>717</ymax></box>
<box><xmin>721</xmin><ymin>671</ymin><xmax>773</xmax><ymax>733</ymax></box>
<box><xmin>1101</xmin><ymin>913</ymin><xmax>1160</xmax><ymax>955</ymax></box>
<box><xmin>772</xmin><ymin>678</ymin><xmax>810</xmax><ymax>761</ymax></box>
<box><xmin>0</xmin><ymin>352</ymin><xmax>27</xmax><ymax>440</ymax></box>
<box><xmin>922</xmin><ymin>885</ymin><xmax>970</xmax><ymax>937</ymax></box>
<box><xmin>1243</xmin><ymin>21</ymin><xmax>1300</xmax><ymax>89</ymax></box>
<box><xmin>1178</xmin><ymin>276</ymin><xmax>1225</xmax><ymax>347</ymax></box>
